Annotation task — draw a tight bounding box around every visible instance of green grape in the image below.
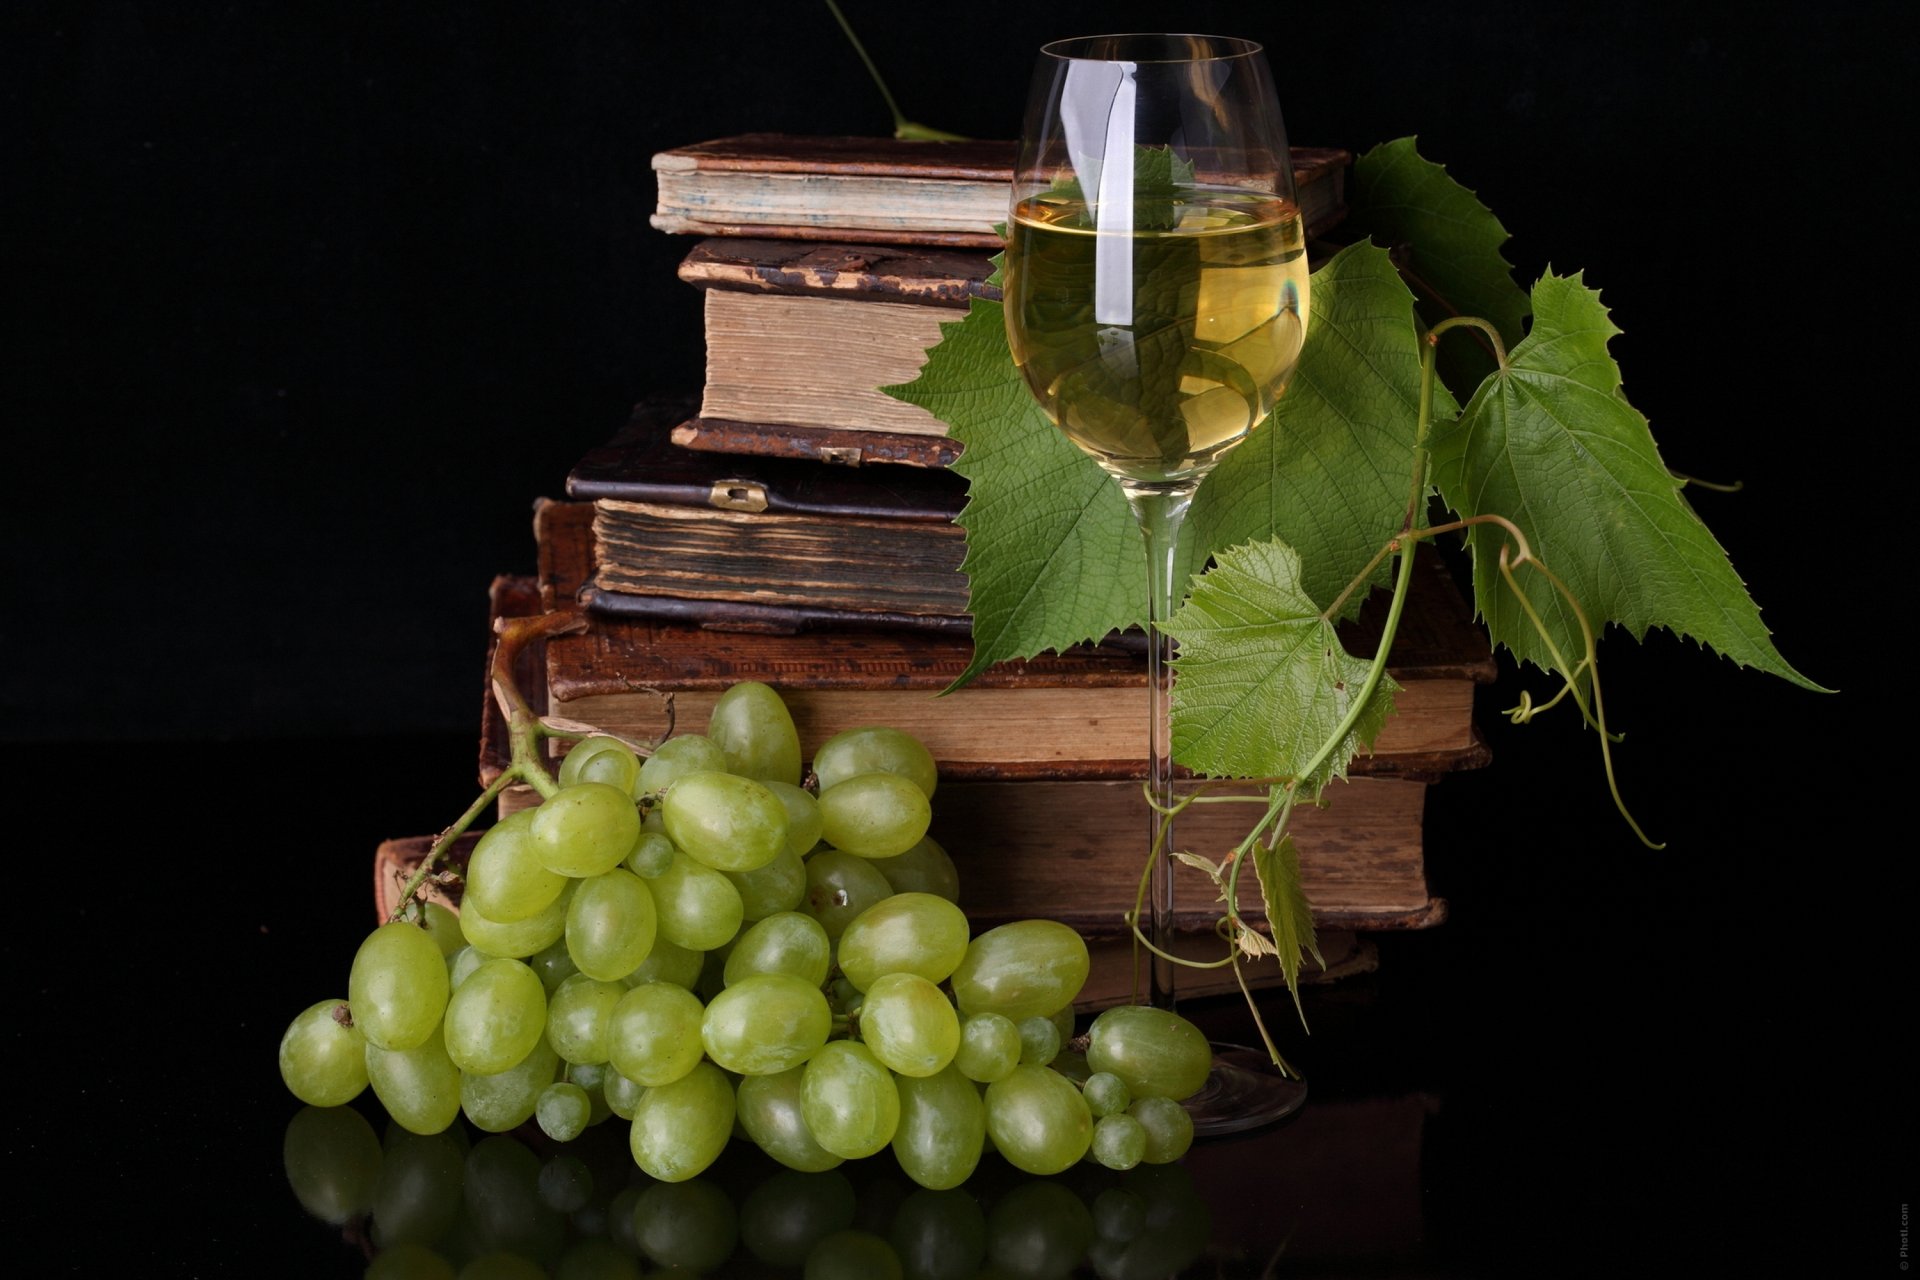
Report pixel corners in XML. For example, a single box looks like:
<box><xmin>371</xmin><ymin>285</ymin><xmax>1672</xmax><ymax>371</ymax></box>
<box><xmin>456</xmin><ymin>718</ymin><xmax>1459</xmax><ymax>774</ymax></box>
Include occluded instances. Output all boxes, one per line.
<box><xmin>735</xmin><ymin>1066</ymin><xmax>845</xmax><ymax>1172</ymax></box>
<box><xmin>661</xmin><ymin>769</ymin><xmax>789</xmax><ymax>872</ymax></box>
<box><xmin>602</xmin><ymin>1066</ymin><xmax>646</xmax><ymax>1121</ymax></box>
<box><xmin>631</xmin><ymin>1178</ymin><xmax>739</xmax><ymax>1272</ymax></box>
<box><xmin>801</xmin><ymin>1040</ymin><xmax>900</xmax><ymax>1159</ymax></box>
<box><xmin>350</xmin><ymin>920</ymin><xmax>452</xmax><ymax>1052</ymax></box>
<box><xmin>836</xmin><ymin>892</ymin><xmax>970</xmax><ymax>991</ymax></box>
<box><xmin>1126</xmin><ymin>1095</ymin><xmax>1195</xmax><ymax>1164</ymax></box>
<box><xmin>983</xmin><ymin>1065</ymin><xmax>1093</xmax><ymax>1175</ymax></box>
<box><xmin>1051</xmin><ymin>1047</ymin><xmax>1091</xmax><ymax>1084</ymax></box>
<box><xmin>559</xmin><ymin>734</ymin><xmax>642</xmax><ymax>794</ymax></box>
<box><xmin>830</xmin><ymin>976</ymin><xmax>863</xmax><ymax>1016</ymax></box>
<box><xmin>954</xmin><ymin>1012</ymin><xmax>1022</xmax><ymax>1083</ymax></box>
<box><xmin>765</xmin><ymin>779</ymin><xmax>825</xmax><ymax>856</ymax></box>
<box><xmin>366</xmin><ymin>1035</ymin><xmax>463</xmax><ymax>1136</ymax></box>
<box><xmin>817</xmin><ymin>772</ymin><xmax>932</xmax><ymax>859</ymax></box>
<box><xmin>419</xmin><ymin>901</ymin><xmax>467</xmax><ymax>958</ymax></box>
<box><xmin>739</xmin><ymin>1168</ymin><xmax>857</xmax><ymax>1266</ymax></box>
<box><xmin>441</xmin><ymin>957</ymin><xmax>547</xmax><ymax>1075</ymax></box>
<box><xmin>545</xmin><ymin>973</ymin><xmax>627</xmax><ymax>1065</ymax></box>
<box><xmin>857</xmin><ymin>972</ymin><xmax>960</xmax><ymax>1078</ymax></box>
<box><xmin>726</xmin><ymin>845</ymin><xmax>809</xmax><ymax>919</ymax></box>
<box><xmin>1018</xmin><ymin>1015</ymin><xmax>1062</xmax><ymax>1067</ymax></box>
<box><xmin>629</xmin><ymin>1060</ymin><xmax>736</xmax><ymax>1182</ymax></box>
<box><xmin>460</xmin><ymin>880</ymin><xmax>575</xmax><ymax>959</ymax></box>
<box><xmin>813</xmin><ymin>725</ymin><xmax>939</xmax><ymax>798</ymax></box>
<box><xmin>1090</xmin><ymin>1113</ymin><xmax>1149</xmax><ymax>1170</ymax></box>
<box><xmin>889</xmin><ymin>1187</ymin><xmax>987</xmax><ymax>1280</ymax></box>
<box><xmin>890</xmin><ymin>1065</ymin><xmax>985</xmax><ymax>1191</ymax></box>
<box><xmin>607</xmin><ymin>980</ymin><xmax>707</xmax><ymax>1087</ymax></box>
<box><xmin>949</xmin><ymin>919</ymin><xmax>1090</xmax><ymax>1023</ymax></box>
<box><xmin>984</xmin><ymin>1180</ymin><xmax>1094</xmax><ymax>1278</ymax></box>
<box><xmin>802</xmin><ymin>849</ymin><xmax>894</xmax><ymax>939</ymax></box>
<box><xmin>701</xmin><ymin>973</ymin><xmax>833</xmax><ymax>1075</ymax></box>
<box><xmin>623</xmin><ymin>830</ymin><xmax>676</xmax><ymax>879</ymax></box>
<box><xmin>283</xmin><ymin>1105</ymin><xmax>382</xmax><ymax>1225</ymax></box>
<box><xmin>724</xmin><ymin>911</ymin><xmax>832</xmax><ymax>988</ymax></box>
<box><xmin>1048</xmin><ymin>1002</ymin><xmax>1077</xmax><ymax>1043</ymax></box>
<box><xmin>536</xmin><ymin>1081</ymin><xmax>592</xmax><ymax>1142</ymax></box>
<box><xmin>530</xmin><ymin>781</ymin><xmax>642</xmax><ymax>878</ymax></box>
<box><xmin>623</xmin><ymin>935</ymin><xmax>703</xmax><ymax>989</ymax></box>
<box><xmin>867</xmin><ymin>835</ymin><xmax>961</xmax><ymax>903</ymax></box>
<box><xmin>464</xmin><ymin>810</ymin><xmax>566</xmax><ymax>923</ymax></box>
<box><xmin>1082</xmin><ymin>1071</ymin><xmax>1131</xmax><ymax>1118</ymax></box>
<box><xmin>461</xmin><ymin>1039</ymin><xmax>561</xmax><ymax>1133</ymax></box>
<box><xmin>635</xmin><ymin>732</ymin><xmax>730</xmax><ymax>798</ymax></box>
<box><xmin>565</xmin><ymin>867</ymin><xmax>659</xmax><ymax>981</ymax></box>
<box><xmin>565</xmin><ymin>1059</ymin><xmax>617</xmax><ymax>1128</ymax></box>
<box><xmin>525</xmin><ymin>936</ymin><xmax>580</xmax><ymax>994</ymax></box>
<box><xmin>1084</xmin><ymin>1004</ymin><xmax>1211</xmax><ymax>1101</ymax></box>
<box><xmin>279</xmin><ymin>998</ymin><xmax>368</xmax><ymax>1106</ymax></box>
<box><xmin>369</xmin><ymin>1125</ymin><xmax>466</xmax><ymax>1249</ymax></box>
<box><xmin>707</xmin><ymin>681</ymin><xmax>803</xmax><ymax>785</ymax></box>
<box><xmin>804</xmin><ymin>1229</ymin><xmax>904</xmax><ymax>1280</ymax></box>
<box><xmin>649</xmin><ymin>847</ymin><xmax>746</xmax><ymax>951</ymax></box>
<box><xmin>448</xmin><ymin>945</ymin><xmax>488</xmax><ymax>990</ymax></box>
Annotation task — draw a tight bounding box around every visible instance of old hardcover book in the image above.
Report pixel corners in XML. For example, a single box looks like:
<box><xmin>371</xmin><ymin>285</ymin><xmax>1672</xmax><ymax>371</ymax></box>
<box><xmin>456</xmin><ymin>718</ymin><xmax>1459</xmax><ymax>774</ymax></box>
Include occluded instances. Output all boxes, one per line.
<box><xmin>651</xmin><ymin>133</ymin><xmax>1352</xmax><ymax>249</ymax></box>
<box><xmin>528</xmin><ymin>499</ymin><xmax>1494</xmax><ymax>783</ymax></box>
<box><xmin>568</xmin><ymin>407</ymin><xmax>973</xmax><ymax>632</ymax></box>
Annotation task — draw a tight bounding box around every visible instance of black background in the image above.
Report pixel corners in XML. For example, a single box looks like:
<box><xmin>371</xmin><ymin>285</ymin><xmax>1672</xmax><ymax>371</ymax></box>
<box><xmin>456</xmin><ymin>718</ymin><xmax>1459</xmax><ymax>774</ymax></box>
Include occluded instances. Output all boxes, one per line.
<box><xmin>5</xmin><ymin>2</ymin><xmax>1909</xmax><ymax>1274</ymax></box>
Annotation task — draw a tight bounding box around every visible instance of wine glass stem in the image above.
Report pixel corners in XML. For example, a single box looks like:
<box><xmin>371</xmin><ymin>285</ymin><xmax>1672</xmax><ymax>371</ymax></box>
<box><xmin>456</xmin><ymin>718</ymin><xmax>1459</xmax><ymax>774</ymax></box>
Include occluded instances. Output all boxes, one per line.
<box><xmin>1124</xmin><ymin>482</ymin><xmax>1196</xmax><ymax>1011</ymax></box>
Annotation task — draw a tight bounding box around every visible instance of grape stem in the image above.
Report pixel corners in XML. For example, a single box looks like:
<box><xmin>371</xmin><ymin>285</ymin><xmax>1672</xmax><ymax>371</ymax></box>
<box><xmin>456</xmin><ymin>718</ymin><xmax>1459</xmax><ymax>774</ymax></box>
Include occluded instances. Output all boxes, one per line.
<box><xmin>387</xmin><ymin>610</ymin><xmax>591</xmax><ymax>922</ymax></box>
<box><xmin>1149</xmin><ymin>314</ymin><xmax>1658</xmax><ymax>1072</ymax></box>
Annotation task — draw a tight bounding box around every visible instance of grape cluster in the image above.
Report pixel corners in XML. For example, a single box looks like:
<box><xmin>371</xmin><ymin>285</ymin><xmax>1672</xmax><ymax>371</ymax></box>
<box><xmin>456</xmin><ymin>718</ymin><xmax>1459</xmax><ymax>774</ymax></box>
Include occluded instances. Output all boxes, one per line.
<box><xmin>279</xmin><ymin>681</ymin><xmax>1210</xmax><ymax>1190</ymax></box>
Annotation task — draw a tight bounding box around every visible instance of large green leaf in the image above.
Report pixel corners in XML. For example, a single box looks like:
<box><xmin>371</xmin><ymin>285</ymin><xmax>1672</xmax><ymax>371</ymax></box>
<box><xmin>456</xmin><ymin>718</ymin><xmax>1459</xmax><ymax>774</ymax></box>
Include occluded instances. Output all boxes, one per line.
<box><xmin>1180</xmin><ymin>241</ymin><xmax>1454</xmax><ymax>617</ymax></box>
<box><xmin>883</xmin><ymin>295</ymin><xmax>1140</xmax><ymax>684</ymax></box>
<box><xmin>1166</xmin><ymin>538</ymin><xmax>1399</xmax><ymax>791</ymax></box>
<box><xmin>1429</xmin><ymin>270</ymin><xmax>1824</xmax><ymax>691</ymax></box>
<box><xmin>1347</xmin><ymin>137</ymin><xmax>1530</xmax><ymax>398</ymax></box>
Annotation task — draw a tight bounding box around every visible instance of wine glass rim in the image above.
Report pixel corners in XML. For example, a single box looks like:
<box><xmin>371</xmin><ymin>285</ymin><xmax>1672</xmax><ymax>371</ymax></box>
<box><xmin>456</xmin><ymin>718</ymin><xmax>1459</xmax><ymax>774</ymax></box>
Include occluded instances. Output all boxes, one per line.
<box><xmin>1037</xmin><ymin>33</ymin><xmax>1266</xmax><ymax>63</ymax></box>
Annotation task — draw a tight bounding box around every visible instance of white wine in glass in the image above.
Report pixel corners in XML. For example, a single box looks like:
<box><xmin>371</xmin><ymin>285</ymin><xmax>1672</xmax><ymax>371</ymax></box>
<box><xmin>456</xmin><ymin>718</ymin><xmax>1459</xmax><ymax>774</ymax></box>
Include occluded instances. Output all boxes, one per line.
<box><xmin>1003</xmin><ymin>32</ymin><xmax>1311</xmax><ymax>1135</ymax></box>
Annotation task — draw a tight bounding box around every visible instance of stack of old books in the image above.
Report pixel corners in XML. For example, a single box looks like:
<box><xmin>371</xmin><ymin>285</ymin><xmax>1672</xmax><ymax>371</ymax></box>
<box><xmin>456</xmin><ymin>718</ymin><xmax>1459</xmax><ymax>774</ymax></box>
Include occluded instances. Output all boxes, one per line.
<box><xmin>445</xmin><ymin>133</ymin><xmax>1497</xmax><ymax>1007</ymax></box>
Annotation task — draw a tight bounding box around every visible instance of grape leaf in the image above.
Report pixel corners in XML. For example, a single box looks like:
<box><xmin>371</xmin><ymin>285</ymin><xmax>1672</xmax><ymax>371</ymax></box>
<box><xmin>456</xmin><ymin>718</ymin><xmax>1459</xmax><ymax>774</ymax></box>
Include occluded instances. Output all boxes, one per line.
<box><xmin>1347</xmin><ymin>137</ymin><xmax>1530</xmax><ymax>399</ymax></box>
<box><xmin>1250</xmin><ymin>832</ymin><xmax>1323</xmax><ymax>1021</ymax></box>
<box><xmin>1180</xmin><ymin>241</ymin><xmax>1456</xmax><ymax>618</ymax></box>
<box><xmin>1165</xmin><ymin>538</ymin><xmax>1399</xmax><ymax>791</ymax></box>
<box><xmin>882</xmin><ymin>295</ymin><xmax>1141</xmax><ymax>685</ymax></box>
<box><xmin>1428</xmin><ymin>270</ymin><xmax>1825</xmax><ymax>691</ymax></box>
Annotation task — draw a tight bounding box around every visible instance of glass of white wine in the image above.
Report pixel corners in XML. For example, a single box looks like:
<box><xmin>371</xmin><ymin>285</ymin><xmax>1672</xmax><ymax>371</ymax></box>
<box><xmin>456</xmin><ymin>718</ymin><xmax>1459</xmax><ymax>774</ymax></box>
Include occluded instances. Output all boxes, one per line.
<box><xmin>1003</xmin><ymin>33</ymin><xmax>1311</xmax><ymax>1135</ymax></box>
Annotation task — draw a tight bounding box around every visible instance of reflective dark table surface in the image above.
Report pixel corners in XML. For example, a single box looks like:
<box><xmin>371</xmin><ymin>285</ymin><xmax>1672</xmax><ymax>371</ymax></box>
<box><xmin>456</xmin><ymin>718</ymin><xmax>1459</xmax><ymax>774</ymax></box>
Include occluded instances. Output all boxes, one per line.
<box><xmin>11</xmin><ymin>722</ymin><xmax>1898</xmax><ymax>1277</ymax></box>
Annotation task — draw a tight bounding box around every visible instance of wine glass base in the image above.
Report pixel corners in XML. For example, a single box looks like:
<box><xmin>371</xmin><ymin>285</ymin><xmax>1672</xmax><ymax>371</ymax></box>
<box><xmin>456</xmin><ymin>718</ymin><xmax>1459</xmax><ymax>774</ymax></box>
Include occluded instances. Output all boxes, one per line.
<box><xmin>1184</xmin><ymin>1042</ymin><xmax>1308</xmax><ymax>1137</ymax></box>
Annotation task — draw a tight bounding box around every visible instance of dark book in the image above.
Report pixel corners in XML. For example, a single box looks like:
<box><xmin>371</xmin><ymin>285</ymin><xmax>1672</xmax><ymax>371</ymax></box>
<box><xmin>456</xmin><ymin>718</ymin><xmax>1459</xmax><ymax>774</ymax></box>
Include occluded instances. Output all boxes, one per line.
<box><xmin>650</xmin><ymin>133</ymin><xmax>1353</xmax><ymax>249</ymax></box>
<box><xmin>567</xmin><ymin>408</ymin><xmax>973</xmax><ymax>634</ymax></box>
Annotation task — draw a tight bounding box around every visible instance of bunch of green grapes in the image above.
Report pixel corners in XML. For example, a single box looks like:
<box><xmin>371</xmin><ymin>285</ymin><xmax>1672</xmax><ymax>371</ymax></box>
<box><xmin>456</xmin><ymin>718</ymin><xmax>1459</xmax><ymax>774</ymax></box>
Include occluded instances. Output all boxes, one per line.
<box><xmin>279</xmin><ymin>681</ymin><xmax>1214</xmax><ymax>1190</ymax></box>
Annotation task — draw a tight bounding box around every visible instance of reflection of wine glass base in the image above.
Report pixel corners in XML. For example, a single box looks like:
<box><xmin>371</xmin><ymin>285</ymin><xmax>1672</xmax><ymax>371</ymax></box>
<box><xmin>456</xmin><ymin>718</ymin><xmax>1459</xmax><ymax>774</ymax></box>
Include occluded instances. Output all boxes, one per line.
<box><xmin>1185</xmin><ymin>1042</ymin><xmax>1308</xmax><ymax>1137</ymax></box>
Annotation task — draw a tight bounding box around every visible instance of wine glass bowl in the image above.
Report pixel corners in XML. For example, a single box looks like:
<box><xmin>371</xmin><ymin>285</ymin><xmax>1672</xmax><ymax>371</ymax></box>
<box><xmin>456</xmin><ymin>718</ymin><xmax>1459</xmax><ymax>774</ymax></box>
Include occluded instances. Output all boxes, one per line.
<box><xmin>1004</xmin><ymin>32</ymin><xmax>1311</xmax><ymax>1135</ymax></box>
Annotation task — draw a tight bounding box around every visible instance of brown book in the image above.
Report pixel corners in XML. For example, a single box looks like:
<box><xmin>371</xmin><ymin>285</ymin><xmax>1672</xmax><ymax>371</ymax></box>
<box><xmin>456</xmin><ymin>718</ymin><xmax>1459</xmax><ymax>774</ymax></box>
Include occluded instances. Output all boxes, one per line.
<box><xmin>527</xmin><ymin>499</ymin><xmax>1494</xmax><ymax>783</ymax></box>
<box><xmin>569</xmin><ymin>406</ymin><xmax>974</xmax><ymax>633</ymax></box>
<box><xmin>651</xmin><ymin>133</ymin><xmax>1352</xmax><ymax>249</ymax></box>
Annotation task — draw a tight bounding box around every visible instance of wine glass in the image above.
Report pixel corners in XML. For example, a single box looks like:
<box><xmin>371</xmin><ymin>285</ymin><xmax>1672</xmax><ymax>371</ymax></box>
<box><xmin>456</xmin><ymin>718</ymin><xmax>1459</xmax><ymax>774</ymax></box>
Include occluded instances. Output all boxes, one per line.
<box><xmin>1003</xmin><ymin>33</ymin><xmax>1310</xmax><ymax>1134</ymax></box>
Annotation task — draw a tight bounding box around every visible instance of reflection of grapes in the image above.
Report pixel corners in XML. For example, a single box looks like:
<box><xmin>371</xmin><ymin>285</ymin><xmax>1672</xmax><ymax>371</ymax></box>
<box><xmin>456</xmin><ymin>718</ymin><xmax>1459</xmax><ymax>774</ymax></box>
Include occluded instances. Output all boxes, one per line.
<box><xmin>278</xmin><ymin>681</ymin><xmax>1221</xmax><ymax>1198</ymax></box>
<box><xmin>283</xmin><ymin>1106</ymin><xmax>1213</xmax><ymax>1277</ymax></box>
